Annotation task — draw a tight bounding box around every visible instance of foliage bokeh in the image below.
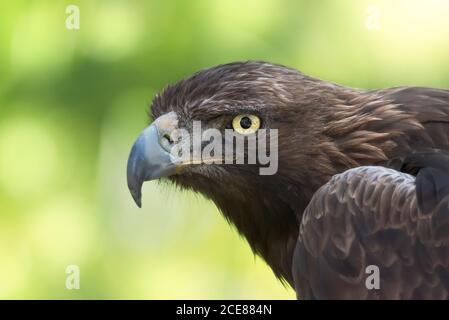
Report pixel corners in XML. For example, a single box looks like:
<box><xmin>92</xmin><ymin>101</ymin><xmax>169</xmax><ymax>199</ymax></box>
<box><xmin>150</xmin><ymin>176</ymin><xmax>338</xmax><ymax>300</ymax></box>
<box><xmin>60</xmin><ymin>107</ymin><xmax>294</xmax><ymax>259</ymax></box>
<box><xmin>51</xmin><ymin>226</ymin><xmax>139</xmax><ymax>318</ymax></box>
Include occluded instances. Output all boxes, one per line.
<box><xmin>1</xmin><ymin>0</ymin><xmax>449</xmax><ymax>299</ymax></box>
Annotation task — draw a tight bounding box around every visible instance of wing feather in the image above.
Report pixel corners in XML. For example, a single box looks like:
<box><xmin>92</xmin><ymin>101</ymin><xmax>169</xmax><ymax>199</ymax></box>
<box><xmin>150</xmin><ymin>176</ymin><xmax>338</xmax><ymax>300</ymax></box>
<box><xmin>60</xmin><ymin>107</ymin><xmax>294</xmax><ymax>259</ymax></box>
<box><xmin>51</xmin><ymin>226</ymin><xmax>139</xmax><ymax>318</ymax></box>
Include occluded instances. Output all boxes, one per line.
<box><xmin>293</xmin><ymin>165</ymin><xmax>449</xmax><ymax>299</ymax></box>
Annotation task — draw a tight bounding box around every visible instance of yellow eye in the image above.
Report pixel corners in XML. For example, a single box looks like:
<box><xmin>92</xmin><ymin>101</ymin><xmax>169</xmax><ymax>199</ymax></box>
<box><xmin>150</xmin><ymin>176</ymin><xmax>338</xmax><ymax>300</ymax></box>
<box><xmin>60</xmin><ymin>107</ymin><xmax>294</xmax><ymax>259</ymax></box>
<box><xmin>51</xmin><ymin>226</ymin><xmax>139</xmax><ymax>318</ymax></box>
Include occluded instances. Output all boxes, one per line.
<box><xmin>232</xmin><ymin>114</ymin><xmax>261</xmax><ymax>135</ymax></box>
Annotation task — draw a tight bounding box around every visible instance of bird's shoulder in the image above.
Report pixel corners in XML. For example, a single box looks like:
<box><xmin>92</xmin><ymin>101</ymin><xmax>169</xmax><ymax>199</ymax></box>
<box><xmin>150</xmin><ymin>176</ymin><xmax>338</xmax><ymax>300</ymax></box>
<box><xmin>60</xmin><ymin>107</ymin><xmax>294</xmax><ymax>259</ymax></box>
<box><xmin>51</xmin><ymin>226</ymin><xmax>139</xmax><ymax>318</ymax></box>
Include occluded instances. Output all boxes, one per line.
<box><xmin>293</xmin><ymin>161</ymin><xmax>449</xmax><ymax>299</ymax></box>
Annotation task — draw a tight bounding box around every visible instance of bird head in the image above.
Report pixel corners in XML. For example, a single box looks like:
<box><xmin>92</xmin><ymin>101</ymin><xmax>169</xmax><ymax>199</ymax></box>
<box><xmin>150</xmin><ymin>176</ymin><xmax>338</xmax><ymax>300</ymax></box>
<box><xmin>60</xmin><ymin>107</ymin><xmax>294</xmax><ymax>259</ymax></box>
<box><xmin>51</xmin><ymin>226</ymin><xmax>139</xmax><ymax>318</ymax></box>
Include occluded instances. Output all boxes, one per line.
<box><xmin>126</xmin><ymin>61</ymin><xmax>409</xmax><ymax>281</ymax></box>
<box><xmin>126</xmin><ymin>61</ymin><xmax>436</xmax><ymax>284</ymax></box>
<box><xmin>127</xmin><ymin>61</ymin><xmax>339</xmax><ymax>212</ymax></box>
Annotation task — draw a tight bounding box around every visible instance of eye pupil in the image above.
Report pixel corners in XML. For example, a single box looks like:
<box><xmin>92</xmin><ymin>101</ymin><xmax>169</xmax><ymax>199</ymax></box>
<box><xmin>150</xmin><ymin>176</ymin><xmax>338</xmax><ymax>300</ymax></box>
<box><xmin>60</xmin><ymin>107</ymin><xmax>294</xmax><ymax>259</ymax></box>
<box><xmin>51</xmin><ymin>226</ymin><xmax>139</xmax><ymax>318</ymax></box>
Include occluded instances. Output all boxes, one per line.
<box><xmin>240</xmin><ymin>116</ymin><xmax>252</xmax><ymax>129</ymax></box>
<box><xmin>231</xmin><ymin>114</ymin><xmax>260</xmax><ymax>134</ymax></box>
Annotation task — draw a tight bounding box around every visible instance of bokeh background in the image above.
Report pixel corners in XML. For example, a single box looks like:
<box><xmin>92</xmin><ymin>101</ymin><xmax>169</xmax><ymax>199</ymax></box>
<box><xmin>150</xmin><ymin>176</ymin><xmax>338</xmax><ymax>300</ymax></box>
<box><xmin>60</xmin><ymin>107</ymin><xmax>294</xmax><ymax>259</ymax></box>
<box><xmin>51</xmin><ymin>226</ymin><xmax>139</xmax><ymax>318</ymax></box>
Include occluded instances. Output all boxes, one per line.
<box><xmin>1</xmin><ymin>0</ymin><xmax>449</xmax><ymax>299</ymax></box>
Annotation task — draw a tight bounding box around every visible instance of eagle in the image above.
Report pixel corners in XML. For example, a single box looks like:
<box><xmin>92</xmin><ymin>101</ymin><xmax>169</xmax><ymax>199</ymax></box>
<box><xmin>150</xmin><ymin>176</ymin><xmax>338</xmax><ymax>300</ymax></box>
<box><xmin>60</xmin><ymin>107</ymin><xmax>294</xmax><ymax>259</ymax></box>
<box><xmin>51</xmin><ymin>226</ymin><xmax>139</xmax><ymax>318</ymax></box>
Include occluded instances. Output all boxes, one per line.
<box><xmin>127</xmin><ymin>61</ymin><xmax>449</xmax><ymax>299</ymax></box>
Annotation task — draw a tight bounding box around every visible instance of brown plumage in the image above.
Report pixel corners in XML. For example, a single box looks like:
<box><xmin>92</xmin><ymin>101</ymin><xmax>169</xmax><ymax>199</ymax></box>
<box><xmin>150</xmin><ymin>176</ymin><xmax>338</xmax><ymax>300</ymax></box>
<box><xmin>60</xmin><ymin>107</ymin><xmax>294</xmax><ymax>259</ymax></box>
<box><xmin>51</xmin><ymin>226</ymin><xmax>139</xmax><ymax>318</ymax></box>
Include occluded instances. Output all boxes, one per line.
<box><xmin>295</xmin><ymin>154</ymin><xmax>449</xmax><ymax>299</ymax></box>
<box><xmin>128</xmin><ymin>61</ymin><xmax>449</xmax><ymax>299</ymax></box>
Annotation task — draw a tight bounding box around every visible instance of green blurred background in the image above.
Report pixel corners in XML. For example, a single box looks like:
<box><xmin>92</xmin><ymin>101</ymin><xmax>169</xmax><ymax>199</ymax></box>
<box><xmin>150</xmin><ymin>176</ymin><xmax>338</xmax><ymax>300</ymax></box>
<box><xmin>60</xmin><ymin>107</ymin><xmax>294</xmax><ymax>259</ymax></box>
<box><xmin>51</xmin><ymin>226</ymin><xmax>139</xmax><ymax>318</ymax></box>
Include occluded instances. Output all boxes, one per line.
<box><xmin>1</xmin><ymin>0</ymin><xmax>449</xmax><ymax>299</ymax></box>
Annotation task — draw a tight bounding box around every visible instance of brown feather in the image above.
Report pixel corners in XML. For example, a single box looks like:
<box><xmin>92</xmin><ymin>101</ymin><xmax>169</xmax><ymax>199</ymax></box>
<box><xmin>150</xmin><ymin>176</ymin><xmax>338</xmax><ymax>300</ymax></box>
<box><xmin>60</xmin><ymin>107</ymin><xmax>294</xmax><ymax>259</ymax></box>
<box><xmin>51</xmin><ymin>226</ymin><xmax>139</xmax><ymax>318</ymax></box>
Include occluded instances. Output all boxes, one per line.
<box><xmin>149</xmin><ymin>61</ymin><xmax>449</xmax><ymax>296</ymax></box>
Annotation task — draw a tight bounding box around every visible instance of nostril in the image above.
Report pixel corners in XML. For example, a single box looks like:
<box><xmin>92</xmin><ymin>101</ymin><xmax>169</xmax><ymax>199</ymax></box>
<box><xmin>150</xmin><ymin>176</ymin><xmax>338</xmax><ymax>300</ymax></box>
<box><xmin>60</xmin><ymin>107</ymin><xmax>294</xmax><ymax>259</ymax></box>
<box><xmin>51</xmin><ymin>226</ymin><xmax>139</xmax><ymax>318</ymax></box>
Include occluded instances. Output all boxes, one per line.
<box><xmin>163</xmin><ymin>133</ymin><xmax>174</xmax><ymax>144</ymax></box>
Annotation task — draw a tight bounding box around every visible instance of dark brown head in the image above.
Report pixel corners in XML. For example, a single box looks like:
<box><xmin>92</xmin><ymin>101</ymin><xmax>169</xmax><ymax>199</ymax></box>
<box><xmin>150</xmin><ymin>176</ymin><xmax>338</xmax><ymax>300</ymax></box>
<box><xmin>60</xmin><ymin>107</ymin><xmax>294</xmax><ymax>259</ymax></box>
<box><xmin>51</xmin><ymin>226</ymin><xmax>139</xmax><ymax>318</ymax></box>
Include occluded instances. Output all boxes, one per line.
<box><xmin>126</xmin><ymin>61</ymin><xmax>396</xmax><ymax>281</ymax></box>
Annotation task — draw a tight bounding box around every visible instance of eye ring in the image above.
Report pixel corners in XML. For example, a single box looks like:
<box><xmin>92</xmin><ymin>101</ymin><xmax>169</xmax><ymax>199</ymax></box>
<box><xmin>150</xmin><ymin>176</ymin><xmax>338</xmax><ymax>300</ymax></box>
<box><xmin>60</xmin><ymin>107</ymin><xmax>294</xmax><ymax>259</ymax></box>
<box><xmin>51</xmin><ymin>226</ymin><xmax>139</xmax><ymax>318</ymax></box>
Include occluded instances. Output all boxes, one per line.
<box><xmin>231</xmin><ymin>114</ymin><xmax>261</xmax><ymax>135</ymax></box>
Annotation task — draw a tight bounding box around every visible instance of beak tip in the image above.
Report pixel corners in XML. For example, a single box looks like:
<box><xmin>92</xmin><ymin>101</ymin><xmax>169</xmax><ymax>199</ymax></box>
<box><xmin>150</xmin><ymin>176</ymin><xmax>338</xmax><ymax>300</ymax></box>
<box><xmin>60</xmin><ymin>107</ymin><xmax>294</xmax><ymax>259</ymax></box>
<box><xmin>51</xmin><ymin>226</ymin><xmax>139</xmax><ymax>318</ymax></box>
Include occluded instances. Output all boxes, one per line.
<box><xmin>127</xmin><ymin>144</ymin><xmax>144</xmax><ymax>209</ymax></box>
<box><xmin>128</xmin><ymin>186</ymin><xmax>143</xmax><ymax>208</ymax></box>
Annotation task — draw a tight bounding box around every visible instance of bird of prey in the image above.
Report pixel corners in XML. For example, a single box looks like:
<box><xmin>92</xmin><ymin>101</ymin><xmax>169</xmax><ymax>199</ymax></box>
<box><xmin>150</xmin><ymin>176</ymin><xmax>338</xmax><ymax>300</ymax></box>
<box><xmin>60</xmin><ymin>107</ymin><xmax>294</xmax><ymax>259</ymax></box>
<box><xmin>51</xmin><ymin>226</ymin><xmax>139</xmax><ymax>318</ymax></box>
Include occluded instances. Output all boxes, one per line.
<box><xmin>127</xmin><ymin>61</ymin><xmax>449</xmax><ymax>299</ymax></box>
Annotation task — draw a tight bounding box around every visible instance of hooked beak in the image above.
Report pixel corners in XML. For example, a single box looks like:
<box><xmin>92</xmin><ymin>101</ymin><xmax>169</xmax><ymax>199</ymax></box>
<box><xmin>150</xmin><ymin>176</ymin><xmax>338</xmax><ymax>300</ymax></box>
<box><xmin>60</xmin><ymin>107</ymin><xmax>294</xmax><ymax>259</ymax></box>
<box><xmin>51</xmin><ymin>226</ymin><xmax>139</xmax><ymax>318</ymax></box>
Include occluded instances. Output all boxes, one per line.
<box><xmin>127</xmin><ymin>112</ymin><xmax>179</xmax><ymax>207</ymax></box>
